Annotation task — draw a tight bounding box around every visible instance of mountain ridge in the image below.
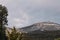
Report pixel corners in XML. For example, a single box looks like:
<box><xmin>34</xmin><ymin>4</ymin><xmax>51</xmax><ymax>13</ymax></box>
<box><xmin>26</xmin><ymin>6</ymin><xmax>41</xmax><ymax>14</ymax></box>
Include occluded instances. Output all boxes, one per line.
<box><xmin>6</xmin><ymin>22</ymin><xmax>60</xmax><ymax>33</ymax></box>
<box><xmin>18</xmin><ymin>22</ymin><xmax>60</xmax><ymax>33</ymax></box>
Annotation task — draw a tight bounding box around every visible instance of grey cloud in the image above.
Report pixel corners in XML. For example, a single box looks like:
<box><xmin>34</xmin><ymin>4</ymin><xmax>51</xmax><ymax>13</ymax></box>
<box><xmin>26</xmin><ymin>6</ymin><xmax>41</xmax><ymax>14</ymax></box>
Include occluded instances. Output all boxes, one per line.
<box><xmin>1</xmin><ymin>0</ymin><xmax>60</xmax><ymax>28</ymax></box>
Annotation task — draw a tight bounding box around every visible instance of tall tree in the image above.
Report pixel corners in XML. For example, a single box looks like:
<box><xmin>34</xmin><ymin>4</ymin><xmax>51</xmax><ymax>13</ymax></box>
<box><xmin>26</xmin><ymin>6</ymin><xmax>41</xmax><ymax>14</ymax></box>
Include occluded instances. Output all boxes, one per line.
<box><xmin>0</xmin><ymin>5</ymin><xmax>8</xmax><ymax>40</ymax></box>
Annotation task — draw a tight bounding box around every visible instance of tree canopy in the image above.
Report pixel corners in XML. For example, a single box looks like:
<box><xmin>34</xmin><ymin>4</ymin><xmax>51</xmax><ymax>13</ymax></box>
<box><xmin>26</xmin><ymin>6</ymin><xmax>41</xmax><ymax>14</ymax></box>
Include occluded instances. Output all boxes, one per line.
<box><xmin>0</xmin><ymin>5</ymin><xmax>8</xmax><ymax>40</ymax></box>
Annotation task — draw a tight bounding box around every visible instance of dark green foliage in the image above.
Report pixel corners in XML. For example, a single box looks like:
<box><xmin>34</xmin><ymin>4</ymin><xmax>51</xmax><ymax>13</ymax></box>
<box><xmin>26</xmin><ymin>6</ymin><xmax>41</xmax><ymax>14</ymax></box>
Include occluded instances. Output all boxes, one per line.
<box><xmin>55</xmin><ymin>38</ymin><xmax>60</xmax><ymax>40</ymax></box>
<box><xmin>0</xmin><ymin>5</ymin><xmax>8</xmax><ymax>40</ymax></box>
<box><xmin>7</xmin><ymin>27</ymin><xmax>23</xmax><ymax>40</ymax></box>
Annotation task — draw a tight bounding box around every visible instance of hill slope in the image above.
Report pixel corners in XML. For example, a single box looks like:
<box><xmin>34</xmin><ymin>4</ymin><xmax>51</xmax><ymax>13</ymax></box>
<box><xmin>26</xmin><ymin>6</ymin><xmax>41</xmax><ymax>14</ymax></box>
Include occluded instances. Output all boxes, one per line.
<box><xmin>19</xmin><ymin>22</ymin><xmax>60</xmax><ymax>33</ymax></box>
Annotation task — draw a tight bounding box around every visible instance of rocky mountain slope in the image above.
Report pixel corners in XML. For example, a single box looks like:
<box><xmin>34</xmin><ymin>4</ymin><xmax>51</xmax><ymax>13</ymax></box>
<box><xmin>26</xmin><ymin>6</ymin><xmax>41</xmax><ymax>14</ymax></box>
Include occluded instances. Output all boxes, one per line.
<box><xmin>19</xmin><ymin>22</ymin><xmax>60</xmax><ymax>33</ymax></box>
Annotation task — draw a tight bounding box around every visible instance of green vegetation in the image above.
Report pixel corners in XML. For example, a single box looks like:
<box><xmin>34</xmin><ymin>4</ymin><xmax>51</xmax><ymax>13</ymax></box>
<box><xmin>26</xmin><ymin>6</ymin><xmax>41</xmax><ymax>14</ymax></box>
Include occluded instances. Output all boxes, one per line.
<box><xmin>0</xmin><ymin>4</ymin><xmax>24</xmax><ymax>40</ymax></box>
<box><xmin>0</xmin><ymin>5</ymin><xmax>8</xmax><ymax>40</ymax></box>
<box><xmin>55</xmin><ymin>38</ymin><xmax>60</xmax><ymax>40</ymax></box>
<box><xmin>7</xmin><ymin>27</ymin><xmax>23</xmax><ymax>40</ymax></box>
<box><xmin>0</xmin><ymin>4</ymin><xmax>60</xmax><ymax>40</ymax></box>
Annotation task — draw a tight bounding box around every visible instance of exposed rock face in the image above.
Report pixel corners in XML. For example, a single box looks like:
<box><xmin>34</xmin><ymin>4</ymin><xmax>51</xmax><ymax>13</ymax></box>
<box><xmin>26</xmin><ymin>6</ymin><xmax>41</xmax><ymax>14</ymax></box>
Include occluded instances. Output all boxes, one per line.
<box><xmin>6</xmin><ymin>22</ymin><xmax>60</xmax><ymax>40</ymax></box>
<box><xmin>18</xmin><ymin>22</ymin><xmax>60</xmax><ymax>40</ymax></box>
<box><xmin>19</xmin><ymin>22</ymin><xmax>60</xmax><ymax>33</ymax></box>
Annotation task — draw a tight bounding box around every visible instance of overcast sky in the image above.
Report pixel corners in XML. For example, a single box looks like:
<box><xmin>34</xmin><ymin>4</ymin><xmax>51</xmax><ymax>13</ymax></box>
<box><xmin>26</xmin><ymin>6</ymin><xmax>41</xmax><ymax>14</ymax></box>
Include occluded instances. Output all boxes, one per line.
<box><xmin>0</xmin><ymin>0</ymin><xmax>60</xmax><ymax>28</ymax></box>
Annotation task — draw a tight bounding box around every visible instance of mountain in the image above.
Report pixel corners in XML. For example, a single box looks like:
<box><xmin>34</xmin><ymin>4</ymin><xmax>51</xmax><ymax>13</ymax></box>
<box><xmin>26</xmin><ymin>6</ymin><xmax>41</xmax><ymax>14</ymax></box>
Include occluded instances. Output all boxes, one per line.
<box><xmin>19</xmin><ymin>22</ymin><xmax>60</xmax><ymax>33</ymax></box>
